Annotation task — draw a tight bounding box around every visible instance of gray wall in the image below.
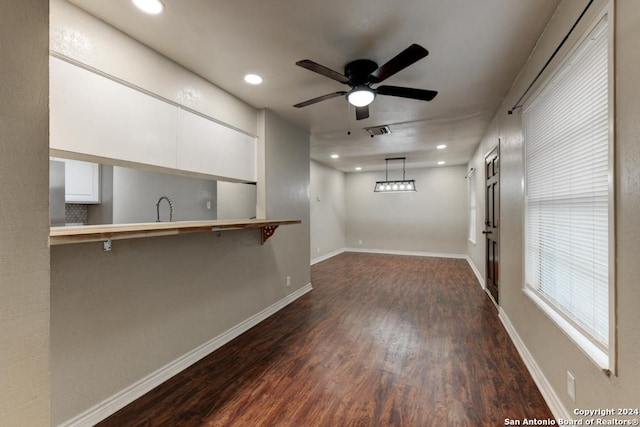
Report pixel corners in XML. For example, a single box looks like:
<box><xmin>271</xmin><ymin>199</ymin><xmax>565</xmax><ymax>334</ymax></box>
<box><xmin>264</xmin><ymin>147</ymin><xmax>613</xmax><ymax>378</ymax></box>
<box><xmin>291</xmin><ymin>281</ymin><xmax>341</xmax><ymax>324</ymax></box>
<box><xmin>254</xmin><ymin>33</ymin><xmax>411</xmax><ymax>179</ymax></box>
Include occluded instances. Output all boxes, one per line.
<box><xmin>111</xmin><ymin>166</ymin><xmax>217</xmax><ymax>223</ymax></box>
<box><xmin>88</xmin><ymin>165</ymin><xmax>114</xmax><ymax>225</ymax></box>
<box><xmin>345</xmin><ymin>165</ymin><xmax>468</xmax><ymax>255</ymax></box>
<box><xmin>90</xmin><ymin>166</ymin><xmax>259</xmax><ymax>223</ymax></box>
<box><xmin>50</xmin><ymin>2</ymin><xmax>310</xmax><ymax>424</ymax></box>
<box><xmin>262</xmin><ymin>110</ymin><xmax>311</xmax><ymax>290</ymax></box>
<box><xmin>310</xmin><ymin>160</ymin><xmax>346</xmax><ymax>261</ymax></box>
<box><xmin>217</xmin><ymin>181</ymin><xmax>256</xmax><ymax>220</ymax></box>
<box><xmin>0</xmin><ymin>0</ymin><xmax>50</xmax><ymax>424</ymax></box>
<box><xmin>467</xmin><ymin>0</ymin><xmax>640</xmax><ymax>417</ymax></box>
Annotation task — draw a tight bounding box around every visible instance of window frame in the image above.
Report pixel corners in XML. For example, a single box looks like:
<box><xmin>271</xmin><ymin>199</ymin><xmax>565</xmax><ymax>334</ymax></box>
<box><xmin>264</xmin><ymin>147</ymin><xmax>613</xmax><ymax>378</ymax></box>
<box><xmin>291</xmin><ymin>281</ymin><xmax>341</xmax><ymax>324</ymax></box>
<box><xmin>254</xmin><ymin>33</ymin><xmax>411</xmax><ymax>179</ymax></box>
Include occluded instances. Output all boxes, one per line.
<box><xmin>521</xmin><ymin>2</ymin><xmax>616</xmax><ymax>374</ymax></box>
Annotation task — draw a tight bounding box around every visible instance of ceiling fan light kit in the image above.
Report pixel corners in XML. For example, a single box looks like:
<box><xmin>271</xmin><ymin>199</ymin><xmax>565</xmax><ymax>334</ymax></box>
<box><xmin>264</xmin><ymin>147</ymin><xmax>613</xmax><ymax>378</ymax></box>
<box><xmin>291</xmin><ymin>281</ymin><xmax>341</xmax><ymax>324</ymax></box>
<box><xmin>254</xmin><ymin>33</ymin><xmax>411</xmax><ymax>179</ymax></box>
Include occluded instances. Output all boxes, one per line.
<box><xmin>374</xmin><ymin>157</ymin><xmax>416</xmax><ymax>193</ymax></box>
<box><xmin>347</xmin><ymin>86</ymin><xmax>376</xmax><ymax>107</ymax></box>
<box><xmin>293</xmin><ymin>44</ymin><xmax>438</xmax><ymax>120</ymax></box>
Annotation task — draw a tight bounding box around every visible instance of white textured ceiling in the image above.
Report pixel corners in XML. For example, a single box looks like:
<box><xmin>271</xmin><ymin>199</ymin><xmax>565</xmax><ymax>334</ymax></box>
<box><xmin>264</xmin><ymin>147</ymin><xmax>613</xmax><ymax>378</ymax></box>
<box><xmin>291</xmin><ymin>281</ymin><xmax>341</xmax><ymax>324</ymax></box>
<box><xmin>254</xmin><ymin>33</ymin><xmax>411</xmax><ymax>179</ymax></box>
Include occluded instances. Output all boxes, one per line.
<box><xmin>66</xmin><ymin>0</ymin><xmax>560</xmax><ymax>172</ymax></box>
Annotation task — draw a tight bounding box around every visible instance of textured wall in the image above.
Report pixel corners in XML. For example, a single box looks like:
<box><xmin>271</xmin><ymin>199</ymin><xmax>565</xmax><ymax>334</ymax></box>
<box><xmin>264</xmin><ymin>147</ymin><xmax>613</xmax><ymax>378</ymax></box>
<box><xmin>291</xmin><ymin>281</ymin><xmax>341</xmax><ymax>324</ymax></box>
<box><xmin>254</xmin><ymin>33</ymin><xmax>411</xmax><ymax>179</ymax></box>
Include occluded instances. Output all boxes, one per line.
<box><xmin>310</xmin><ymin>160</ymin><xmax>346</xmax><ymax>261</ymax></box>
<box><xmin>345</xmin><ymin>165</ymin><xmax>468</xmax><ymax>255</ymax></box>
<box><xmin>0</xmin><ymin>0</ymin><xmax>50</xmax><ymax>425</ymax></box>
<box><xmin>607</xmin><ymin>0</ymin><xmax>640</xmax><ymax>408</ymax></box>
<box><xmin>468</xmin><ymin>0</ymin><xmax>640</xmax><ymax>416</ymax></box>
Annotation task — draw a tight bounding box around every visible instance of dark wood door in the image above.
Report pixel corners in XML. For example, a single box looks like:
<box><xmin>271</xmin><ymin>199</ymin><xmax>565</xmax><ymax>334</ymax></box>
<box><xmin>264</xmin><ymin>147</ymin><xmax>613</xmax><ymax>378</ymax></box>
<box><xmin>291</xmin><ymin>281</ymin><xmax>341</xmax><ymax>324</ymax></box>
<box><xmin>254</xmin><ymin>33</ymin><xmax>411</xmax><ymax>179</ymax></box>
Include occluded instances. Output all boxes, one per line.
<box><xmin>484</xmin><ymin>144</ymin><xmax>500</xmax><ymax>305</ymax></box>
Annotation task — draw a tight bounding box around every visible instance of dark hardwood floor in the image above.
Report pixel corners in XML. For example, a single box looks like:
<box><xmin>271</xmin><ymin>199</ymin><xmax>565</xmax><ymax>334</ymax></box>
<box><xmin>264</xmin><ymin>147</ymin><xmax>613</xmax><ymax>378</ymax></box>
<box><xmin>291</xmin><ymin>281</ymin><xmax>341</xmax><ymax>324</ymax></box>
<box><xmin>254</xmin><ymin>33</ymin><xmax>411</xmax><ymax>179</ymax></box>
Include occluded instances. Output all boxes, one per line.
<box><xmin>97</xmin><ymin>252</ymin><xmax>553</xmax><ymax>426</ymax></box>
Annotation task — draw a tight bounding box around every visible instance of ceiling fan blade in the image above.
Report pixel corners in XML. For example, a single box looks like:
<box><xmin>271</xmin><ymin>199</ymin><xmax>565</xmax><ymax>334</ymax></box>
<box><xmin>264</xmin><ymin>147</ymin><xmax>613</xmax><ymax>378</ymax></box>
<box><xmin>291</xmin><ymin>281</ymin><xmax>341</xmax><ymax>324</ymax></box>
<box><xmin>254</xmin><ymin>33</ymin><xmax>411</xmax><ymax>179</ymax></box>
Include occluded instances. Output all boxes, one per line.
<box><xmin>293</xmin><ymin>91</ymin><xmax>347</xmax><ymax>108</ymax></box>
<box><xmin>369</xmin><ymin>44</ymin><xmax>429</xmax><ymax>83</ymax></box>
<box><xmin>355</xmin><ymin>105</ymin><xmax>369</xmax><ymax>120</ymax></box>
<box><xmin>296</xmin><ymin>60</ymin><xmax>350</xmax><ymax>84</ymax></box>
<box><xmin>376</xmin><ymin>85</ymin><xmax>438</xmax><ymax>101</ymax></box>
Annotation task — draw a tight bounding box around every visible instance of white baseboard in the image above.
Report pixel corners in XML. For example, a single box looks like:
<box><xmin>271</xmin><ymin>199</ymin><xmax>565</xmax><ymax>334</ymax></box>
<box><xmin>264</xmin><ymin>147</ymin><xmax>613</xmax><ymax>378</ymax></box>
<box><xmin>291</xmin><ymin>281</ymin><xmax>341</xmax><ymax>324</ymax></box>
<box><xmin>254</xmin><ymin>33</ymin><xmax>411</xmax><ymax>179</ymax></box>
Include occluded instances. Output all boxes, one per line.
<box><xmin>311</xmin><ymin>248</ymin><xmax>346</xmax><ymax>265</ymax></box>
<box><xmin>59</xmin><ymin>283</ymin><xmax>314</xmax><ymax>427</ymax></box>
<box><xmin>465</xmin><ymin>256</ymin><xmax>485</xmax><ymax>290</ymax></box>
<box><xmin>345</xmin><ymin>247</ymin><xmax>467</xmax><ymax>259</ymax></box>
<box><xmin>498</xmin><ymin>308</ymin><xmax>571</xmax><ymax>421</ymax></box>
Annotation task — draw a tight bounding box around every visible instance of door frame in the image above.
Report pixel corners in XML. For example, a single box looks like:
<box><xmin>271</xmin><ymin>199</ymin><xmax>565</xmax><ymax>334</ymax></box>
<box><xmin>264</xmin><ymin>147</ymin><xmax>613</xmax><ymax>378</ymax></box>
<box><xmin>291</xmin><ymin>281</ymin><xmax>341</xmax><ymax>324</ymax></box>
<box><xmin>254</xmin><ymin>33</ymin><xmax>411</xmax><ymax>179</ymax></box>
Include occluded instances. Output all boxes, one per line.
<box><xmin>483</xmin><ymin>142</ymin><xmax>500</xmax><ymax>307</ymax></box>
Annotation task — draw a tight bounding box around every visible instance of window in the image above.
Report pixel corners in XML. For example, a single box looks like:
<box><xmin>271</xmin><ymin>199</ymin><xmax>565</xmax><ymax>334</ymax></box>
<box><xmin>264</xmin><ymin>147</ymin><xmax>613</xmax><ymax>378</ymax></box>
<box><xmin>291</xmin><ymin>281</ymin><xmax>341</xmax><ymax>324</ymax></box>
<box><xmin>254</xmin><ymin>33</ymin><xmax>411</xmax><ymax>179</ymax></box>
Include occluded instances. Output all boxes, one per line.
<box><xmin>523</xmin><ymin>13</ymin><xmax>613</xmax><ymax>369</ymax></box>
<box><xmin>468</xmin><ymin>170</ymin><xmax>476</xmax><ymax>244</ymax></box>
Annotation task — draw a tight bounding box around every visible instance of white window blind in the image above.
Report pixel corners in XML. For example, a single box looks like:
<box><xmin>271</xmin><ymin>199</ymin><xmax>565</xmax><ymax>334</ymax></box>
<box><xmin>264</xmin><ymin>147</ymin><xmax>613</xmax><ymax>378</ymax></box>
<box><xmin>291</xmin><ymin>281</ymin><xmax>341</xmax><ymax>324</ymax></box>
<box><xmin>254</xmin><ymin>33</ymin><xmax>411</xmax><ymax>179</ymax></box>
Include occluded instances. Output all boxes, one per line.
<box><xmin>468</xmin><ymin>171</ymin><xmax>476</xmax><ymax>243</ymax></box>
<box><xmin>523</xmin><ymin>16</ymin><xmax>610</xmax><ymax>355</ymax></box>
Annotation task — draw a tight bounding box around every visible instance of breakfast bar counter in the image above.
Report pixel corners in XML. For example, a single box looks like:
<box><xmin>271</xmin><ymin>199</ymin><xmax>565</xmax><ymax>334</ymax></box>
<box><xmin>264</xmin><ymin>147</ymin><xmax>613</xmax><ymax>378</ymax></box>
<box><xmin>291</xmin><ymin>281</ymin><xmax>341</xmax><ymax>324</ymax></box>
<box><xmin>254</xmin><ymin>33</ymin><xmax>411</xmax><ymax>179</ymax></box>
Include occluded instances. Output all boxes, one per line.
<box><xmin>50</xmin><ymin>219</ymin><xmax>301</xmax><ymax>246</ymax></box>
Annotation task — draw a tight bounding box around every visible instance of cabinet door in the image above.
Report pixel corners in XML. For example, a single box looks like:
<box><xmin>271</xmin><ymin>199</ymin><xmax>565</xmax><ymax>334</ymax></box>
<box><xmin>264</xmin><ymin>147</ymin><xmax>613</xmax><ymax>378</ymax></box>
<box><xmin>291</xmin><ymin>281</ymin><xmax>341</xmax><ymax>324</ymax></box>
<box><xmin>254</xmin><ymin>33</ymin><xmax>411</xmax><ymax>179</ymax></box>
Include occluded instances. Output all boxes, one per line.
<box><xmin>64</xmin><ymin>159</ymin><xmax>101</xmax><ymax>204</ymax></box>
<box><xmin>50</xmin><ymin>56</ymin><xmax>178</xmax><ymax>169</ymax></box>
<box><xmin>178</xmin><ymin>109</ymin><xmax>257</xmax><ymax>183</ymax></box>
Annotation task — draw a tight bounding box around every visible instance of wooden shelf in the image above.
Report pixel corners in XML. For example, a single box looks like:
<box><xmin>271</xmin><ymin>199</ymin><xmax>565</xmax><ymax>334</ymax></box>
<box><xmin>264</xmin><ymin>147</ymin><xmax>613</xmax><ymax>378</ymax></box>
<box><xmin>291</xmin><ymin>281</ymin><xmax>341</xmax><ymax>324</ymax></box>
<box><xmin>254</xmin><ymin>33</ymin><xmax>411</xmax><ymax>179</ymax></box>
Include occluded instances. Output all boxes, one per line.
<box><xmin>50</xmin><ymin>219</ymin><xmax>301</xmax><ymax>246</ymax></box>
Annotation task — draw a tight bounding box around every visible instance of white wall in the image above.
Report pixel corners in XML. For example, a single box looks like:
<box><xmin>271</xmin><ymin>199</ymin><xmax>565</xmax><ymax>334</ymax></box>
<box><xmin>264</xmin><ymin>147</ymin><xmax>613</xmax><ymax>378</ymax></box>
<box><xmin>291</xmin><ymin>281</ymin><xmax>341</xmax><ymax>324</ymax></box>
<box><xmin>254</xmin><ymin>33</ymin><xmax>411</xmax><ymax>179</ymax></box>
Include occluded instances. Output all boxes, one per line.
<box><xmin>50</xmin><ymin>2</ymin><xmax>310</xmax><ymax>424</ymax></box>
<box><xmin>0</xmin><ymin>1</ymin><xmax>50</xmax><ymax>425</ymax></box>
<box><xmin>111</xmin><ymin>166</ymin><xmax>217</xmax><ymax>223</ymax></box>
<box><xmin>467</xmin><ymin>0</ymin><xmax>640</xmax><ymax>418</ymax></box>
<box><xmin>310</xmin><ymin>160</ymin><xmax>346</xmax><ymax>262</ymax></box>
<box><xmin>345</xmin><ymin>165</ymin><xmax>468</xmax><ymax>255</ymax></box>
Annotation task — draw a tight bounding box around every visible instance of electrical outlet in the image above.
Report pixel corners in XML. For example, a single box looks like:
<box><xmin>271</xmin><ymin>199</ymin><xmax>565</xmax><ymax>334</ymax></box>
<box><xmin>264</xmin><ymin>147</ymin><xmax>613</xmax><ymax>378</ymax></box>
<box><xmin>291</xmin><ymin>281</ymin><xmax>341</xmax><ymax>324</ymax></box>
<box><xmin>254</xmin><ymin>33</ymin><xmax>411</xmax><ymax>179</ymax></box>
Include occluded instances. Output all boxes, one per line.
<box><xmin>206</xmin><ymin>201</ymin><xmax>211</xmax><ymax>210</ymax></box>
<box><xmin>358</xmin><ymin>240</ymin><xmax>363</xmax><ymax>246</ymax></box>
<box><xmin>286</xmin><ymin>276</ymin><xmax>291</xmax><ymax>288</ymax></box>
<box><xmin>316</xmin><ymin>247</ymin><xmax>320</xmax><ymax>254</ymax></box>
<box><xmin>567</xmin><ymin>371</ymin><xmax>576</xmax><ymax>402</ymax></box>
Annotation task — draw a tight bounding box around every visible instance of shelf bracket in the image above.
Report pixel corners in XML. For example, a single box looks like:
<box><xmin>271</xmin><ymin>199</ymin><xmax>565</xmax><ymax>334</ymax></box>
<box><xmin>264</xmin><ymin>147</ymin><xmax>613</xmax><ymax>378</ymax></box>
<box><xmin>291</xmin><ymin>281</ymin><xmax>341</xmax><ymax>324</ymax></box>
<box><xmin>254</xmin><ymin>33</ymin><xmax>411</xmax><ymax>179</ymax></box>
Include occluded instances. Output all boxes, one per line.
<box><xmin>261</xmin><ymin>225</ymin><xmax>279</xmax><ymax>244</ymax></box>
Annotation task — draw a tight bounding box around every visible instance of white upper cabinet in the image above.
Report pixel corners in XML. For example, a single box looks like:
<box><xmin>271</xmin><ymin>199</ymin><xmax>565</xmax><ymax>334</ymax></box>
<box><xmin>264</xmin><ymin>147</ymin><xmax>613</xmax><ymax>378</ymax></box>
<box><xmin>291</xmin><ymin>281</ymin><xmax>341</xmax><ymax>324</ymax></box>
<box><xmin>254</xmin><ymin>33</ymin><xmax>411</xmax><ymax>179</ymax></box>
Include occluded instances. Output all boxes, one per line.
<box><xmin>178</xmin><ymin>109</ymin><xmax>257</xmax><ymax>183</ymax></box>
<box><xmin>50</xmin><ymin>56</ymin><xmax>257</xmax><ymax>183</ymax></box>
<box><xmin>52</xmin><ymin>158</ymin><xmax>101</xmax><ymax>204</ymax></box>
<box><xmin>50</xmin><ymin>56</ymin><xmax>178</xmax><ymax>170</ymax></box>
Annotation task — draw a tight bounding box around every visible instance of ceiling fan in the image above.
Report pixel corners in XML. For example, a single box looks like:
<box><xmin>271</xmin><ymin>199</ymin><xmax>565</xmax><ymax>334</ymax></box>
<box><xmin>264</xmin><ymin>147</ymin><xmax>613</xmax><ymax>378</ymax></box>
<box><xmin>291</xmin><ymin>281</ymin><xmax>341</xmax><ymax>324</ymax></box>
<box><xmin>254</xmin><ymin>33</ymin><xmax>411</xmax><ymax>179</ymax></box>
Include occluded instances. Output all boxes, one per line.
<box><xmin>293</xmin><ymin>44</ymin><xmax>438</xmax><ymax>120</ymax></box>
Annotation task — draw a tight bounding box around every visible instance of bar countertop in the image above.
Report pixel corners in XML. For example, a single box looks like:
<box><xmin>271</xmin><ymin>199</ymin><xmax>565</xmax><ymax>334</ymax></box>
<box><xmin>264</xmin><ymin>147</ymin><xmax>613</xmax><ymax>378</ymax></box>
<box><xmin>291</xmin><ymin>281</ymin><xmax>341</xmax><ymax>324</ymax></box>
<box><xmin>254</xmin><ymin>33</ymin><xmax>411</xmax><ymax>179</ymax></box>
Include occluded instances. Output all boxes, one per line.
<box><xmin>50</xmin><ymin>218</ymin><xmax>301</xmax><ymax>246</ymax></box>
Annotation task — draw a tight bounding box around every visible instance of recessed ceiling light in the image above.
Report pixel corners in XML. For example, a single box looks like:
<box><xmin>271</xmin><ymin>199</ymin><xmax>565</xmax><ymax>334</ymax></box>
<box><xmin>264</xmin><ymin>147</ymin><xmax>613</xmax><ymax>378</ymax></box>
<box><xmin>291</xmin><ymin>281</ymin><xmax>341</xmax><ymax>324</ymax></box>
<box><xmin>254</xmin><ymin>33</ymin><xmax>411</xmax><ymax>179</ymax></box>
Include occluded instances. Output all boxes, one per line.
<box><xmin>244</xmin><ymin>74</ymin><xmax>263</xmax><ymax>85</ymax></box>
<box><xmin>355</xmin><ymin>167</ymin><xmax>362</xmax><ymax>171</ymax></box>
<box><xmin>437</xmin><ymin>144</ymin><xmax>447</xmax><ymax>149</ymax></box>
<box><xmin>132</xmin><ymin>0</ymin><xmax>164</xmax><ymax>15</ymax></box>
<box><xmin>331</xmin><ymin>154</ymin><xmax>339</xmax><ymax>159</ymax></box>
<box><xmin>438</xmin><ymin>161</ymin><xmax>446</xmax><ymax>165</ymax></box>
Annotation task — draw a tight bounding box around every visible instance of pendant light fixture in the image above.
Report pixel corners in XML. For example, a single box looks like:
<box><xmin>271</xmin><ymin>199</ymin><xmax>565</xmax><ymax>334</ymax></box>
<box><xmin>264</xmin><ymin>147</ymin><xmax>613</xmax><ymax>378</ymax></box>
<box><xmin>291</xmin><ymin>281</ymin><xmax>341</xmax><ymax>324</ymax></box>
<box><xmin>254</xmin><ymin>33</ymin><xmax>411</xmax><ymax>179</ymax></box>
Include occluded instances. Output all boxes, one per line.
<box><xmin>374</xmin><ymin>157</ymin><xmax>416</xmax><ymax>193</ymax></box>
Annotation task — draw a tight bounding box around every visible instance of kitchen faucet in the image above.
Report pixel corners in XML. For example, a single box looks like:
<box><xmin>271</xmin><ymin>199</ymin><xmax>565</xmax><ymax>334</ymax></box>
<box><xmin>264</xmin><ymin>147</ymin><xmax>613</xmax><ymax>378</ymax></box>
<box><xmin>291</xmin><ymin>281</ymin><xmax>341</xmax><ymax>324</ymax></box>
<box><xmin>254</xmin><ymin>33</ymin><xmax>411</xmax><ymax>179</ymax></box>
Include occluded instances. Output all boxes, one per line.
<box><xmin>156</xmin><ymin>196</ymin><xmax>174</xmax><ymax>222</ymax></box>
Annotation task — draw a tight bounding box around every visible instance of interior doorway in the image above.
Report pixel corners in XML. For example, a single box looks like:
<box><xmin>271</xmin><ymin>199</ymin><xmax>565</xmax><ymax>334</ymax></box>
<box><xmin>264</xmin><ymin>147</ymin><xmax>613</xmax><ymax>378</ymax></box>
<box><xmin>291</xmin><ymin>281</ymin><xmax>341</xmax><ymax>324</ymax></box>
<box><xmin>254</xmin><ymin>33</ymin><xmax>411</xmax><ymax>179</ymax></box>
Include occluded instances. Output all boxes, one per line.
<box><xmin>484</xmin><ymin>143</ymin><xmax>500</xmax><ymax>305</ymax></box>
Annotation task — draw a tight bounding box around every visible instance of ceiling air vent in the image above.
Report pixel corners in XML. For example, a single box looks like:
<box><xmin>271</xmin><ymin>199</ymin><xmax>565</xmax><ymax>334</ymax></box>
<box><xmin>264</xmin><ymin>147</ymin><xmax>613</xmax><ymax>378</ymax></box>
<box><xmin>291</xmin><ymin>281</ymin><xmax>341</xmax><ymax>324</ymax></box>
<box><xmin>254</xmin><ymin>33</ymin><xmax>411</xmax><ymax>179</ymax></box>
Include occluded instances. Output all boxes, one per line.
<box><xmin>365</xmin><ymin>125</ymin><xmax>391</xmax><ymax>137</ymax></box>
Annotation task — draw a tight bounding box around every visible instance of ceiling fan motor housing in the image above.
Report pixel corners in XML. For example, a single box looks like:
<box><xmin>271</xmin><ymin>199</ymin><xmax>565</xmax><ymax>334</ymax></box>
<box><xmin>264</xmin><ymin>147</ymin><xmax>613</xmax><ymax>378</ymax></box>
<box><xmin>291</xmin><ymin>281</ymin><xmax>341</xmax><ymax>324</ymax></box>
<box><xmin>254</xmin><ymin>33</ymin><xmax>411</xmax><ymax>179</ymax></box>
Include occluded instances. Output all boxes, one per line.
<box><xmin>344</xmin><ymin>59</ymin><xmax>378</xmax><ymax>86</ymax></box>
